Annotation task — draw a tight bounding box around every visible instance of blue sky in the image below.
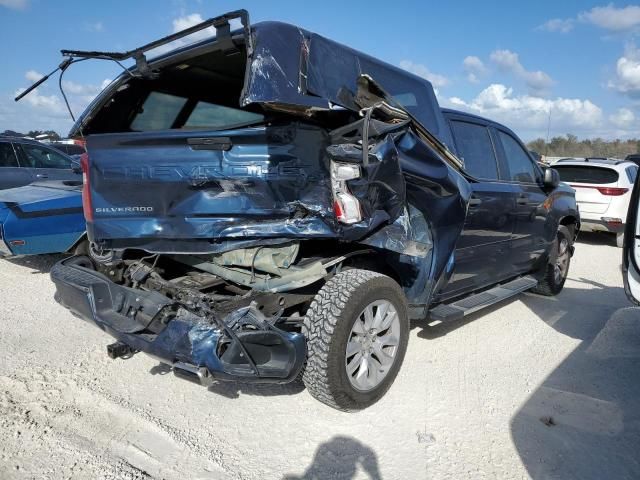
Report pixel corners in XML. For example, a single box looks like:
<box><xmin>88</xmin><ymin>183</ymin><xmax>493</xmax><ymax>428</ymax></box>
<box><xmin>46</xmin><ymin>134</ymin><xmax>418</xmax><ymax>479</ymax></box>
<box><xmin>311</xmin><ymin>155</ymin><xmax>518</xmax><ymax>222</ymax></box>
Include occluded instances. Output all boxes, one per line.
<box><xmin>2</xmin><ymin>0</ymin><xmax>640</xmax><ymax>141</ymax></box>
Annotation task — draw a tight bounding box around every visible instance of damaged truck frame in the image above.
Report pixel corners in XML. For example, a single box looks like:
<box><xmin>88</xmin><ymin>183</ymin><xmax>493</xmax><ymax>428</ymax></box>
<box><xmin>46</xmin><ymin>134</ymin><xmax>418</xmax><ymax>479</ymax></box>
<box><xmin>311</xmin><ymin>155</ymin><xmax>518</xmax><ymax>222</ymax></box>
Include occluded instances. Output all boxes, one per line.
<box><xmin>21</xmin><ymin>10</ymin><xmax>579</xmax><ymax>410</ymax></box>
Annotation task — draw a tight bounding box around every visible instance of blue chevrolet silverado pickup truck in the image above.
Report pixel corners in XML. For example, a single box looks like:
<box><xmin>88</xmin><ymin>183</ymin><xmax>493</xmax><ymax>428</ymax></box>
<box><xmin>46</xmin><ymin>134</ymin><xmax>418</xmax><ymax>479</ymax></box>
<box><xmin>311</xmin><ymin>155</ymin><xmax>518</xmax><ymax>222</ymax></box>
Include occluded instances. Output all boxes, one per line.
<box><xmin>21</xmin><ymin>10</ymin><xmax>579</xmax><ymax>411</ymax></box>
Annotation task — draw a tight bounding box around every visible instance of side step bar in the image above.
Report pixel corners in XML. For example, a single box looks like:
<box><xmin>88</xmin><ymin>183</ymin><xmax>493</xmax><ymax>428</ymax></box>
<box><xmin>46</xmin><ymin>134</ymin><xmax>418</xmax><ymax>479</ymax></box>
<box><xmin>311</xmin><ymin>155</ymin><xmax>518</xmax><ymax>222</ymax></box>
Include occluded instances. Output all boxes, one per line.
<box><xmin>429</xmin><ymin>276</ymin><xmax>538</xmax><ymax>322</ymax></box>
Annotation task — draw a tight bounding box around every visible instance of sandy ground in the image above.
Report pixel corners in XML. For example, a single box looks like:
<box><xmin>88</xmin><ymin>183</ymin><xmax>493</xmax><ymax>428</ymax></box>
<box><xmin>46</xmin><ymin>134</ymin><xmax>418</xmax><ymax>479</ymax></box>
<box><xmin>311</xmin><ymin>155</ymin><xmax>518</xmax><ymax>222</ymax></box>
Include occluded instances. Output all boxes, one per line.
<box><xmin>0</xmin><ymin>231</ymin><xmax>639</xmax><ymax>480</ymax></box>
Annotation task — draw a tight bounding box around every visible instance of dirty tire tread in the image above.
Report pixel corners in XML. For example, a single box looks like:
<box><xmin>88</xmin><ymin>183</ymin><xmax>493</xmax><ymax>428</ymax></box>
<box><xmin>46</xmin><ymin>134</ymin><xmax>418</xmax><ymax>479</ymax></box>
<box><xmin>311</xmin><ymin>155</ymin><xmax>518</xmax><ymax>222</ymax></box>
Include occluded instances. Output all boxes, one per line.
<box><xmin>532</xmin><ymin>225</ymin><xmax>572</xmax><ymax>296</ymax></box>
<box><xmin>302</xmin><ymin>269</ymin><xmax>408</xmax><ymax>411</ymax></box>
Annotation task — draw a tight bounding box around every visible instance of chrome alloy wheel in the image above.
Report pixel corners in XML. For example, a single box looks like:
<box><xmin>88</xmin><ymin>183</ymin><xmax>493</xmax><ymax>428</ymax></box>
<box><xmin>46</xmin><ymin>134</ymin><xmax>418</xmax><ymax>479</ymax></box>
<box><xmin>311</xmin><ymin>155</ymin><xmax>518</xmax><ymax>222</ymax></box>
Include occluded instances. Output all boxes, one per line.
<box><xmin>345</xmin><ymin>300</ymin><xmax>401</xmax><ymax>392</ymax></box>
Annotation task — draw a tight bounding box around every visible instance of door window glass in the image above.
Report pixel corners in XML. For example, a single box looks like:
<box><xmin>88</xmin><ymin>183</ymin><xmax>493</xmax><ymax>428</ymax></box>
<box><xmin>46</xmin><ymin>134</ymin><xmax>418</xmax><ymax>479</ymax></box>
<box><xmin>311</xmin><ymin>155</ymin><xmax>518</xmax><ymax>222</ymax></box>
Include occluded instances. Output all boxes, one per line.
<box><xmin>450</xmin><ymin>121</ymin><xmax>499</xmax><ymax>180</ymax></box>
<box><xmin>19</xmin><ymin>143</ymin><xmax>72</xmax><ymax>169</ymax></box>
<box><xmin>0</xmin><ymin>142</ymin><xmax>19</xmax><ymax>167</ymax></box>
<box><xmin>498</xmin><ymin>131</ymin><xmax>540</xmax><ymax>183</ymax></box>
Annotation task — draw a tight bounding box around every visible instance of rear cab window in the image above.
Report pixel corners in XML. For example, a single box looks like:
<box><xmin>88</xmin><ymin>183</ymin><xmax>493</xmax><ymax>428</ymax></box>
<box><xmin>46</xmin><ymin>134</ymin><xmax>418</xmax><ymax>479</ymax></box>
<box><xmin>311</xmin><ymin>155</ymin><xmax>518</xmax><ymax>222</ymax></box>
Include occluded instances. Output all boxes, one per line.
<box><xmin>449</xmin><ymin>120</ymin><xmax>499</xmax><ymax>180</ymax></box>
<box><xmin>130</xmin><ymin>92</ymin><xmax>264</xmax><ymax>132</ymax></box>
<box><xmin>553</xmin><ymin>166</ymin><xmax>619</xmax><ymax>184</ymax></box>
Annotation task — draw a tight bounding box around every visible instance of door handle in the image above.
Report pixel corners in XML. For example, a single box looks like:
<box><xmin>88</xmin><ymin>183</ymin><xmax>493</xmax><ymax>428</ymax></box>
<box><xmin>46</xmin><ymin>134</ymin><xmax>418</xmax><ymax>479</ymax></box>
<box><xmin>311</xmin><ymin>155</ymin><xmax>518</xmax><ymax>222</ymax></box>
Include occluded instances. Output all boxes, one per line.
<box><xmin>187</xmin><ymin>137</ymin><xmax>232</xmax><ymax>151</ymax></box>
<box><xmin>468</xmin><ymin>196</ymin><xmax>482</xmax><ymax>207</ymax></box>
<box><xmin>517</xmin><ymin>194</ymin><xmax>528</xmax><ymax>206</ymax></box>
<box><xmin>35</xmin><ymin>174</ymin><xmax>48</xmax><ymax>179</ymax></box>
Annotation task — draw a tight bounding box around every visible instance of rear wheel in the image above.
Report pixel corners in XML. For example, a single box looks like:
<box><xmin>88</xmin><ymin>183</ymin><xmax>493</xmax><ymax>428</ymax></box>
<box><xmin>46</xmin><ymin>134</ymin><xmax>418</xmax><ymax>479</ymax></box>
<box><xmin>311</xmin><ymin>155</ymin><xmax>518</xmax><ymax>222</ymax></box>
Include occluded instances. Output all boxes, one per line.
<box><xmin>532</xmin><ymin>225</ymin><xmax>572</xmax><ymax>296</ymax></box>
<box><xmin>302</xmin><ymin>269</ymin><xmax>409</xmax><ymax>411</ymax></box>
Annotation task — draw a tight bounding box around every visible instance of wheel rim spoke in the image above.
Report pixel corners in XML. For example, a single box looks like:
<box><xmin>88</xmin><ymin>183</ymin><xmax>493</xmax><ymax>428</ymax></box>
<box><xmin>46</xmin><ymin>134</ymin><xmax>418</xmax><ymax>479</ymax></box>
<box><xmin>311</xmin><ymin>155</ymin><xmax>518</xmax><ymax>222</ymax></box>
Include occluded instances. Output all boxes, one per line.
<box><xmin>372</xmin><ymin>342</ymin><xmax>394</xmax><ymax>367</ymax></box>
<box><xmin>355</xmin><ymin>356</ymin><xmax>370</xmax><ymax>383</ymax></box>
<box><xmin>363</xmin><ymin>305</ymin><xmax>375</xmax><ymax>331</ymax></box>
<box><xmin>351</xmin><ymin>317</ymin><xmax>366</xmax><ymax>334</ymax></box>
<box><xmin>346</xmin><ymin>352</ymin><xmax>363</xmax><ymax>375</ymax></box>
<box><xmin>371</xmin><ymin>301</ymin><xmax>390</xmax><ymax>331</ymax></box>
<box><xmin>346</xmin><ymin>340</ymin><xmax>361</xmax><ymax>357</ymax></box>
<box><xmin>377</xmin><ymin>332</ymin><xmax>399</xmax><ymax>348</ymax></box>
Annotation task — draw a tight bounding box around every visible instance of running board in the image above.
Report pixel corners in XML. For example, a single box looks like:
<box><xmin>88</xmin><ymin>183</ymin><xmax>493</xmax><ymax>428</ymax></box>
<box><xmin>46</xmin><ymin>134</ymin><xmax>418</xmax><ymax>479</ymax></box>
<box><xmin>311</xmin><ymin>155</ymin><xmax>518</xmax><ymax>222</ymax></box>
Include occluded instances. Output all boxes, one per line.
<box><xmin>429</xmin><ymin>276</ymin><xmax>538</xmax><ymax>322</ymax></box>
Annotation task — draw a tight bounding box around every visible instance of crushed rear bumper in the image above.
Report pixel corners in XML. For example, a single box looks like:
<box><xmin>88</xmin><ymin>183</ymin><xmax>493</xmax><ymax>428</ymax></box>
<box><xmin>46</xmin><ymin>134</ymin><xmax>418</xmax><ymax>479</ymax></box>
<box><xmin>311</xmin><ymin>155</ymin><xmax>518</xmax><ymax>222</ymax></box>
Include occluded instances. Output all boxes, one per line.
<box><xmin>50</xmin><ymin>257</ymin><xmax>306</xmax><ymax>385</ymax></box>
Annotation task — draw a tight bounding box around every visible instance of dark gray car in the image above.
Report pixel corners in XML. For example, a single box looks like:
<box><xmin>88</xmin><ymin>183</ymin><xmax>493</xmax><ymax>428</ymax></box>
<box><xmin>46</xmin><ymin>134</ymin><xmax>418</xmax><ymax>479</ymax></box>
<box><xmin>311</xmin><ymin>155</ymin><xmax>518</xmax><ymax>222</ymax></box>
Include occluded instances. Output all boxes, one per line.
<box><xmin>0</xmin><ymin>137</ymin><xmax>81</xmax><ymax>190</ymax></box>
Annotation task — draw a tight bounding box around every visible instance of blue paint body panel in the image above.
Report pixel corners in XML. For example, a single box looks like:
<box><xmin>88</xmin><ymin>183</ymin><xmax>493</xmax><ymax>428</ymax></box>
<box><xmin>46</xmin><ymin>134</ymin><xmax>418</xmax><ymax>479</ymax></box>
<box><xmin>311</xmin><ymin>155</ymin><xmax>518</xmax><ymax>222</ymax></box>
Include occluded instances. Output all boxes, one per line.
<box><xmin>0</xmin><ymin>181</ymin><xmax>85</xmax><ymax>256</ymax></box>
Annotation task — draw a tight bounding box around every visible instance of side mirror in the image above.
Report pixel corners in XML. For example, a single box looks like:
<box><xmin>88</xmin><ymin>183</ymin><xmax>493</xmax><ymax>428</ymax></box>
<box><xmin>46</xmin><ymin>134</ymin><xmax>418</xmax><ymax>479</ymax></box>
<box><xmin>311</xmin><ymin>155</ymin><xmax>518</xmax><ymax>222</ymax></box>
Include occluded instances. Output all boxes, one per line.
<box><xmin>543</xmin><ymin>167</ymin><xmax>560</xmax><ymax>189</ymax></box>
<box><xmin>71</xmin><ymin>159</ymin><xmax>82</xmax><ymax>174</ymax></box>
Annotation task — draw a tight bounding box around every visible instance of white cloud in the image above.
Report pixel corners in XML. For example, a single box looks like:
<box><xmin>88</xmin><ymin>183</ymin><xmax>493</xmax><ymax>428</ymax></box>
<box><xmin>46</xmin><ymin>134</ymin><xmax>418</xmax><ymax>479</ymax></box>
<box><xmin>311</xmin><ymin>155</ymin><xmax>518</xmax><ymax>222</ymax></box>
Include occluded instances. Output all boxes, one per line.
<box><xmin>0</xmin><ymin>0</ymin><xmax>28</xmax><ymax>10</ymax></box>
<box><xmin>462</xmin><ymin>56</ymin><xmax>487</xmax><ymax>83</ymax></box>
<box><xmin>399</xmin><ymin>60</ymin><xmax>449</xmax><ymax>88</ymax></box>
<box><xmin>173</xmin><ymin>13</ymin><xmax>205</xmax><ymax>32</ymax></box>
<box><xmin>3</xmin><ymin>71</ymin><xmax>114</xmax><ymax>135</ymax></box>
<box><xmin>13</xmin><ymin>87</ymin><xmax>66</xmax><ymax>115</ymax></box>
<box><xmin>579</xmin><ymin>4</ymin><xmax>640</xmax><ymax>32</ymax></box>
<box><xmin>149</xmin><ymin>12</ymin><xmax>225</xmax><ymax>57</ymax></box>
<box><xmin>609</xmin><ymin>44</ymin><xmax>640</xmax><ymax>97</ymax></box>
<box><xmin>610</xmin><ymin>107</ymin><xmax>635</xmax><ymax>127</ymax></box>
<box><xmin>61</xmin><ymin>80</ymin><xmax>102</xmax><ymax>96</ymax></box>
<box><xmin>449</xmin><ymin>84</ymin><xmax>603</xmax><ymax>138</ymax></box>
<box><xmin>25</xmin><ymin>70</ymin><xmax>43</xmax><ymax>82</ymax></box>
<box><xmin>490</xmin><ymin>49</ymin><xmax>554</xmax><ymax>93</ymax></box>
<box><xmin>84</xmin><ymin>21</ymin><xmax>104</xmax><ymax>33</ymax></box>
<box><xmin>537</xmin><ymin>18</ymin><xmax>574</xmax><ymax>33</ymax></box>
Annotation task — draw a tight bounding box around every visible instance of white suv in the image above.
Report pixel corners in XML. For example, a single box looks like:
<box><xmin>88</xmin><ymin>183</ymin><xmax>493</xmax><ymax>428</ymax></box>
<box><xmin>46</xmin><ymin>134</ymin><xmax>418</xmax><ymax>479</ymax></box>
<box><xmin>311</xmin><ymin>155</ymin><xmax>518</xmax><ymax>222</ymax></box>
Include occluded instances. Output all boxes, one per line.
<box><xmin>552</xmin><ymin>158</ymin><xmax>638</xmax><ymax>247</ymax></box>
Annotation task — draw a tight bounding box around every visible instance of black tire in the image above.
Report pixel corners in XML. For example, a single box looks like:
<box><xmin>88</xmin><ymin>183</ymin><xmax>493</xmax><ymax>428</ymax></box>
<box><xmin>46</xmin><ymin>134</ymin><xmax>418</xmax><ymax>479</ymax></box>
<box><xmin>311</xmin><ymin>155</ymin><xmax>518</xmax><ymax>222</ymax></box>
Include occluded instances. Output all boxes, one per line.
<box><xmin>302</xmin><ymin>269</ymin><xmax>409</xmax><ymax>411</ymax></box>
<box><xmin>532</xmin><ymin>225</ymin><xmax>572</xmax><ymax>296</ymax></box>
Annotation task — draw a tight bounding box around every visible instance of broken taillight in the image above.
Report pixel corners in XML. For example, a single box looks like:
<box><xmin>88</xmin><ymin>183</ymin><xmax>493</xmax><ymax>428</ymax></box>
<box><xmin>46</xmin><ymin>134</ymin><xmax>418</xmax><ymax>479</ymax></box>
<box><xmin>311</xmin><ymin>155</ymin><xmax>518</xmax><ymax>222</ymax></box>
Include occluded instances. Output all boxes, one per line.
<box><xmin>331</xmin><ymin>161</ymin><xmax>362</xmax><ymax>224</ymax></box>
<box><xmin>80</xmin><ymin>152</ymin><xmax>93</xmax><ymax>222</ymax></box>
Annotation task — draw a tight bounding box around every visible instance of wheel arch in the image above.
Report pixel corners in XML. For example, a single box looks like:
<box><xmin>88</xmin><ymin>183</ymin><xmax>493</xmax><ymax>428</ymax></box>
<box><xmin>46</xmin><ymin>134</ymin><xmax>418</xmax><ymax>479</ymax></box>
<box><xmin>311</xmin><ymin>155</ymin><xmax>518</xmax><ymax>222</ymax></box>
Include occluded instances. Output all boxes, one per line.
<box><xmin>559</xmin><ymin>215</ymin><xmax>580</xmax><ymax>240</ymax></box>
<box><xmin>66</xmin><ymin>233</ymin><xmax>88</xmax><ymax>254</ymax></box>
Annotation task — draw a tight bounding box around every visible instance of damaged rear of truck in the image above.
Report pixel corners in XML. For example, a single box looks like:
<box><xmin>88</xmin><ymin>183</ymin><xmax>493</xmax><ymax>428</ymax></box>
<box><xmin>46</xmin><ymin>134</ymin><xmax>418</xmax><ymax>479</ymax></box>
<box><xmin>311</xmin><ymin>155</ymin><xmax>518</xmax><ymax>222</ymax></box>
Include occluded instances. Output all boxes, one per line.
<box><xmin>40</xmin><ymin>11</ymin><xmax>485</xmax><ymax>410</ymax></box>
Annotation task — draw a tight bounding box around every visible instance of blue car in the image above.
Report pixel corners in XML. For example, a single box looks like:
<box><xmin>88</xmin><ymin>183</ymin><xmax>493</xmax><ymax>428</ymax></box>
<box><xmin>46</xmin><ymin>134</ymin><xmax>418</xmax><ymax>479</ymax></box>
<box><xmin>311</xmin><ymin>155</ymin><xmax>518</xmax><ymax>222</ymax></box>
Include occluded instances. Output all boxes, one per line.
<box><xmin>0</xmin><ymin>136</ymin><xmax>82</xmax><ymax>190</ymax></box>
<box><xmin>0</xmin><ymin>180</ymin><xmax>86</xmax><ymax>256</ymax></box>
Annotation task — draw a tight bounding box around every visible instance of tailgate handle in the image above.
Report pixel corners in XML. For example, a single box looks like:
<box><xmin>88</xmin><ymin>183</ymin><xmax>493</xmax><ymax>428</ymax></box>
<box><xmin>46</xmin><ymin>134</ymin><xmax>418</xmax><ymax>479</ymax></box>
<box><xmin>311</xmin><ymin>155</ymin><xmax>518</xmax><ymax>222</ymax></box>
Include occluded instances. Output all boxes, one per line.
<box><xmin>188</xmin><ymin>137</ymin><xmax>232</xmax><ymax>151</ymax></box>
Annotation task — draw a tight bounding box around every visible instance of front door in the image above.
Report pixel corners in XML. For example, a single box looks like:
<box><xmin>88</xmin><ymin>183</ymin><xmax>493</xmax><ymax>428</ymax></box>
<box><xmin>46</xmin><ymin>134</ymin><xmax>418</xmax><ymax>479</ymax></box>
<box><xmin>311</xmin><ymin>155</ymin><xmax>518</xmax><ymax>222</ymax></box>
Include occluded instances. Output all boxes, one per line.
<box><xmin>15</xmin><ymin>142</ymin><xmax>76</xmax><ymax>181</ymax></box>
<box><xmin>493</xmin><ymin>128</ymin><xmax>550</xmax><ymax>272</ymax></box>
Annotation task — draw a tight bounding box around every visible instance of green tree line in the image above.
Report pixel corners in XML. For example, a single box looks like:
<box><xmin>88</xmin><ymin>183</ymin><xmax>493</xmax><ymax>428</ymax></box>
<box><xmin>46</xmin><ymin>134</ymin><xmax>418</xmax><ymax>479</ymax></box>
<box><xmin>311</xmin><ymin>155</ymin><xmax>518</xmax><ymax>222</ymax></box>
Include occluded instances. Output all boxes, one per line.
<box><xmin>527</xmin><ymin>134</ymin><xmax>640</xmax><ymax>159</ymax></box>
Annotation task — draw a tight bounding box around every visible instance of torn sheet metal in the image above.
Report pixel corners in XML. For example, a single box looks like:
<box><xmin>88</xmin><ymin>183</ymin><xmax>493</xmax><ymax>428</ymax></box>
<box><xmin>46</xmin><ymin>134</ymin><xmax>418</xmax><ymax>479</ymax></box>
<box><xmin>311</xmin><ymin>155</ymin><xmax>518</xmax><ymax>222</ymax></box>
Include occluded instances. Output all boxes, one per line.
<box><xmin>241</xmin><ymin>22</ymin><xmax>453</xmax><ymax>149</ymax></box>
<box><xmin>327</xmin><ymin>116</ymin><xmax>470</xmax><ymax>306</ymax></box>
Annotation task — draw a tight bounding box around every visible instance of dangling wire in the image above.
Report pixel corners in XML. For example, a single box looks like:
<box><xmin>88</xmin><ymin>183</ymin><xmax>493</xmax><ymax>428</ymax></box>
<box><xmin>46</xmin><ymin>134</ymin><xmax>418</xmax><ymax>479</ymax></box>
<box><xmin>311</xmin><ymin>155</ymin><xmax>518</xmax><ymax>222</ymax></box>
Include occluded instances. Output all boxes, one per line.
<box><xmin>57</xmin><ymin>56</ymin><xmax>142</xmax><ymax>138</ymax></box>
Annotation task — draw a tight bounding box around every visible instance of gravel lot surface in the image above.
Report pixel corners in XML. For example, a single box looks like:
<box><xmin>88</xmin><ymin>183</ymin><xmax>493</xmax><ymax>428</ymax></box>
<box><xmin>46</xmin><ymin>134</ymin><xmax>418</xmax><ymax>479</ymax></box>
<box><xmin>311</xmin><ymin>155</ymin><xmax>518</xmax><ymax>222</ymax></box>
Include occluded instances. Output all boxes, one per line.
<box><xmin>1</xmin><ymin>232</ymin><xmax>639</xmax><ymax>480</ymax></box>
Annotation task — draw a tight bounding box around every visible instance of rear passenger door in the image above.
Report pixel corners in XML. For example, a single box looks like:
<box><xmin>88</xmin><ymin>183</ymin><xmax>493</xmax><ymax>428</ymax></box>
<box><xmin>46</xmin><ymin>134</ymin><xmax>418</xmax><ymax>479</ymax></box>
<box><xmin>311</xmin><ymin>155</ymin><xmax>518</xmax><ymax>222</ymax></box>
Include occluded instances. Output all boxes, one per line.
<box><xmin>14</xmin><ymin>142</ymin><xmax>76</xmax><ymax>181</ymax></box>
<box><xmin>437</xmin><ymin>116</ymin><xmax>517</xmax><ymax>300</ymax></box>
<box><xmin>0</xmin><ymin>142</ymin><xmax>33</xmax><ymax>189</ymax></box>
<box><xmin>493</xmin><ymin>128</ymin><xmax>549</xmax><ymax>272</ymax></box>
